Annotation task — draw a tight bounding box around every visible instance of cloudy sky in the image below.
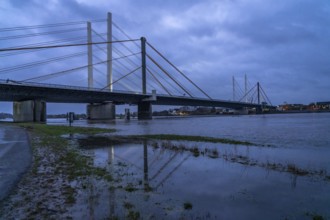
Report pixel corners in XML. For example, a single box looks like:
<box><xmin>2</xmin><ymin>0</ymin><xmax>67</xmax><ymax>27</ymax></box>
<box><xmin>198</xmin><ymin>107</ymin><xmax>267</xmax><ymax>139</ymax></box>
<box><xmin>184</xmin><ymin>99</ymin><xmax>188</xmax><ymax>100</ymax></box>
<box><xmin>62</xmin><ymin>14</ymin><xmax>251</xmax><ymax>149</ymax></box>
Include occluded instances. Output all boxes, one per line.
<box><xmin>1</xmin><ymin>0</ymin><xmax>330</xmax><ymax>113</ymax></box>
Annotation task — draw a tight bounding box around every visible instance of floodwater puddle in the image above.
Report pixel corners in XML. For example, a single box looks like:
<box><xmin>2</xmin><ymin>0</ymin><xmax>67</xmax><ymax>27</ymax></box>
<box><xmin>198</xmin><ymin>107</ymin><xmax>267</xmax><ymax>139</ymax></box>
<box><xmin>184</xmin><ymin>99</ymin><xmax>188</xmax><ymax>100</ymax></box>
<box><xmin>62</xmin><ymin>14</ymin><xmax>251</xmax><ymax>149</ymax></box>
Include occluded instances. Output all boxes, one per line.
<box><xmin>69</xmin><ymin>135</ymin><xmax>330</xmax><ymax>219</ymax></box>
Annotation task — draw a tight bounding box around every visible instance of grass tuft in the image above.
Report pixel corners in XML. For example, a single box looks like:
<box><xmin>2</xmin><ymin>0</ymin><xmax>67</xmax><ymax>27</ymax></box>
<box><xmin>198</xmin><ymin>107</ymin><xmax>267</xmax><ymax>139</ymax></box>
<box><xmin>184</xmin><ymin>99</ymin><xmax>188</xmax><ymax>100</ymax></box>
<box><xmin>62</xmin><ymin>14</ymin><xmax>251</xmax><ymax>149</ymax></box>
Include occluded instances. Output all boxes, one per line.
<box><xmin>131</xmin><ymin>134</ymin><xmax>256</xmax><ymax>146</ymax></box>
<box><xmin>183</xmin><ymin>202</ymin><xmax>193</xmax><ymax>210</ymax></box>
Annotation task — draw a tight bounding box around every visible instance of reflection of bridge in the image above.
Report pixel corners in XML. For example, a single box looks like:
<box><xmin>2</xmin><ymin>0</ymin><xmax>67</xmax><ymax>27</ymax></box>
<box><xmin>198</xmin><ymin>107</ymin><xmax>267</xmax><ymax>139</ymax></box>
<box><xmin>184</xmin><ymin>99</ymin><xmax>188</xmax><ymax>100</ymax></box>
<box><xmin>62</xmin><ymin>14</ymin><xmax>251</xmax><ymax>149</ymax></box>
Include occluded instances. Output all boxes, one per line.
<box><xmin>0</xmin><ymin>12</ymin><xmax>274</xmax><ymax>122</ymax></box>
<box><xmin>89</xmin><ymin>140</ymin><xmax>189</xmax><ymax>218</ymax></box>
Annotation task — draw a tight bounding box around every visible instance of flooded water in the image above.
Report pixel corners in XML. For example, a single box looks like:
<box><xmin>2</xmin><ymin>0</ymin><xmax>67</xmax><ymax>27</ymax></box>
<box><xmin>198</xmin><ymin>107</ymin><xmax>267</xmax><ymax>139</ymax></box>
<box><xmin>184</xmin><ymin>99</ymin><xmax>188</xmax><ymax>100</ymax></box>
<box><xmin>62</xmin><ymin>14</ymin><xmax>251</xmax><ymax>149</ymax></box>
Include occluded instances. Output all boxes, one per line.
<box><xmin>49</xmin><ymin>113</ymin><xmax>330</xmax><ymax>219</ymax></box>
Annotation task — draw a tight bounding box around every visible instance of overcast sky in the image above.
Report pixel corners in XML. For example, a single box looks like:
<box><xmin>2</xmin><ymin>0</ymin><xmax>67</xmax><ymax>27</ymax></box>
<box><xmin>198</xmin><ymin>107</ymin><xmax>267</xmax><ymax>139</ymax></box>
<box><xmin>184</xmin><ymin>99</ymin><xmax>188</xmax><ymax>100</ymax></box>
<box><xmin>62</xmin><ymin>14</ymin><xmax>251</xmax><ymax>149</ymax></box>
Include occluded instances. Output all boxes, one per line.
<box><xmin>1</xmin><ymin>0</ymin><xmax>330</xmax><ymax>113</ymax></box>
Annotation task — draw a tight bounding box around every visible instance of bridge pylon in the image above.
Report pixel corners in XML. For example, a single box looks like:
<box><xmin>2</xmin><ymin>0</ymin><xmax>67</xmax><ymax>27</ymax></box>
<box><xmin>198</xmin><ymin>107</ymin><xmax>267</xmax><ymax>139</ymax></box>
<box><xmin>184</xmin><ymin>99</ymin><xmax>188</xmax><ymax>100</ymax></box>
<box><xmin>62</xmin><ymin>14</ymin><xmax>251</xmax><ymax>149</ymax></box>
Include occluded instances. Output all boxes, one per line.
<box><xmin>141</xmin><ymin>37</ymin><xmax>147</xmax><ymax>94</ymax></box>
<box><xmin>137</xmin><ymin>37</ymin><xmax>153</xmax><ymax>120</ymax></box>
<box><xmin>86</xmin><ymin>12</ymin><xmax>116</xmax><ymax>121</ymax></box>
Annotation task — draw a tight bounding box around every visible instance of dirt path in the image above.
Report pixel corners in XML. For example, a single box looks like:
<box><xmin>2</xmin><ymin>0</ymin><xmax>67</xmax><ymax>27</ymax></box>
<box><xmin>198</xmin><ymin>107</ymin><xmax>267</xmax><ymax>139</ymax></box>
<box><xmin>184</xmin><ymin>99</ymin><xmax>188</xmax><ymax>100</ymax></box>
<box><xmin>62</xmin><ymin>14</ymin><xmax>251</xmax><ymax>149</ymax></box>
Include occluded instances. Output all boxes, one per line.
<box><xmin>0</xmin><ymin>125</ymin><xmax>31</xmax><ymax>201</ymax></box>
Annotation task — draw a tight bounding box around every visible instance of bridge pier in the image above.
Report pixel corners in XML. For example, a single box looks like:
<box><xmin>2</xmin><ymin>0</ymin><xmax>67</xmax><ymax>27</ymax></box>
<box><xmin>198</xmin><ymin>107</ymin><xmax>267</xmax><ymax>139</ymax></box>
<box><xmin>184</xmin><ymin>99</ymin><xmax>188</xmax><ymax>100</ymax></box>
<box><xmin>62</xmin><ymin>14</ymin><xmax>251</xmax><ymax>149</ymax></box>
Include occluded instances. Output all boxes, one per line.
<box><xmin>137</xmin><ymin>90</ymin><xmax>156</xmax><ymax>120</ymax></box>
<box><xmin>124</xmin><ymin>108</ymin><xmax>131</xmax><ymax>120</ymax></box>
<box><xmin>87</xmin><ymin>102</ymin><xmax>116</xmax><ymax>120</ymax></box>
<box><xmin>13</xmin><ymin>100</ymin><xmax>46</xmax><ymax>122</ymax></box>
<box><xmin>236</xmin><ymin>108</ymin><xmax>249</xmax><ymax>115</ymax></box>
<box><xmin>256</xmin><ymin>106</ymin><xmax>263</xmax><ymax>114</ymax></box>
<box><xmin>138</xmin><ymin>102</ymin><xmax>152</xmax><ymax>120</ymax></box>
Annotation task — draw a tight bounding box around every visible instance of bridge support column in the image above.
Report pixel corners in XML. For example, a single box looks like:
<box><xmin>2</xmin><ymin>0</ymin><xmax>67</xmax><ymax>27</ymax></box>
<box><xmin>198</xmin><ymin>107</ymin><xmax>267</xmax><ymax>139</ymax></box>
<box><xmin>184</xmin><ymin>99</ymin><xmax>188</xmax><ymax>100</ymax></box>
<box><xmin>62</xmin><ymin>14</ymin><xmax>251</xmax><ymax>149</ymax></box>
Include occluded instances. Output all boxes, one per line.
<box><xmin>236</xmin><ymin>108</ymin><xmax>249</xmax><ymax>115</ymax></box>
<box><xmin>256</xmin><ymin>107</ymin><xmax>263</xmax><ymax>114</ymax></box>
<box><xmin>124</xmin><ymin>108</ymin><xmax>130</xmax><ymax>120</ymax></box>
<box><xmin>138</xmin><ymin>102</ymin><xmax>152</xmax><ymax>120</ymax></box>
<box><xmin>13</xmin><ymin>100</ymin><xmax>46</xmax><ymax>122</ymax></box>
<box><xmin>87</xmin><ymin>102</ymin><xmax>116</xmax><ymax>120</ymax></box>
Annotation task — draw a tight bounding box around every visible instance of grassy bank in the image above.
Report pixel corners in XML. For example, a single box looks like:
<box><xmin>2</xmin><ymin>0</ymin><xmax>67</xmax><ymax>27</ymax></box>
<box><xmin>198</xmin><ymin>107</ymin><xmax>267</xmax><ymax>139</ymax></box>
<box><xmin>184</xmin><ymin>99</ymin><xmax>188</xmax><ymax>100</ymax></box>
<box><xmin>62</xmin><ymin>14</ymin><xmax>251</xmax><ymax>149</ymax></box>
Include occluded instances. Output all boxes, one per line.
<box><xmin>0</xmin><ymin>124</ymin><xmax>117</xmax><ymax>219</ymax></box>
<box><xmin>19</xmin><ymin>123</ymin><xmax>114</xmax><ymax>136</ymax></box>
<box><xmin>130</xmin><ymin>134</ymin><xmax>258</xmax><ymax>146</ymax></box>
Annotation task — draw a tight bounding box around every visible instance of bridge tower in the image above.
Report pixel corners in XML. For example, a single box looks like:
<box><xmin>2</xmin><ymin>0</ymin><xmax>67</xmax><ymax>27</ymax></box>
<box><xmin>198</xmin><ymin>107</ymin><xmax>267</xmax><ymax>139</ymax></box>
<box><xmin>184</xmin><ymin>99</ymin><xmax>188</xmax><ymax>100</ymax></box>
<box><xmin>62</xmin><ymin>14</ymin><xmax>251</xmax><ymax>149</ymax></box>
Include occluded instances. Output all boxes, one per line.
<box><xmin>138</xmin><ymin>37</ymin><xmax>153</xmax><ymax>120</ymax></box>
<box><xmin>87</xmin><ymin>21</ymin><xmax>93</xmax><ymax>88</ymax></box>
<box><xmin>107</xmin><ymin>12</ymin><xmax>113</xmax><ymax>91</ymax></box>
<box><xmin>87</xmin><ymin>12</ymin><xmax>116</xmax><ymax>120</ymax></box>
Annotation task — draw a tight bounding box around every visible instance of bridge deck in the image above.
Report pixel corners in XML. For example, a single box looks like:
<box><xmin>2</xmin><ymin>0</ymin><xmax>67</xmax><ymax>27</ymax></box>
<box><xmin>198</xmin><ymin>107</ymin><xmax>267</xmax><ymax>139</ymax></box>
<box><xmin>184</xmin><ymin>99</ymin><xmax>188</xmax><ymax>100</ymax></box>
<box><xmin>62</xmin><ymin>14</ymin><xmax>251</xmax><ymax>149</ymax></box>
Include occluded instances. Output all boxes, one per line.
<box><xmin>0</xmin><ymin>80</ymin><xmax>273</xmax><ymax>109</ymax></box>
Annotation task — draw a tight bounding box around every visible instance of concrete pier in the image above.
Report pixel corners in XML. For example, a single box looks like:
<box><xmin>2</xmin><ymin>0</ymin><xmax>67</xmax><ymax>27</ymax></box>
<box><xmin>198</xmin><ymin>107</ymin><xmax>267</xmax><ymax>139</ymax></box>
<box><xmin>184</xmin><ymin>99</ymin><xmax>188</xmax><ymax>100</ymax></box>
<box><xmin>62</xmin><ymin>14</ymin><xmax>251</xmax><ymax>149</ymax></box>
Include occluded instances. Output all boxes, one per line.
<box><xmin>138</xmin><ymin>102</ymin><xmax>152</xmax><ymax>120</ymax></box>
<box><xmin>124</xmin><ymin>108</ymin><xmax>131</xmax><ymax>120</ymax></box>
<box><xmin>13</xmin><ymin>100</ymin><xmax>46</xmax><ymax>122</ymax></box>
<box><xmin>87</xmin><ymin>102</ymin><xmax>116</xmax><ymax>120</ymax></box>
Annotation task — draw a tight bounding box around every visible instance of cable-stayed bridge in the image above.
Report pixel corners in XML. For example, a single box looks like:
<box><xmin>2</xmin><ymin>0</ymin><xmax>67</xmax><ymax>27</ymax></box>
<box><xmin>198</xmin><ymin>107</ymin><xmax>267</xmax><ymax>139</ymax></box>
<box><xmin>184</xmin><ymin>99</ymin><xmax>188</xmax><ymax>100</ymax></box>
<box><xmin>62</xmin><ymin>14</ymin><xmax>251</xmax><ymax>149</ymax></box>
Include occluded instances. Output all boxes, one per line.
<box><xmin>0</xmin><ymin>13</ymin><xmax>274</xmax><ymax>122</ymax></box>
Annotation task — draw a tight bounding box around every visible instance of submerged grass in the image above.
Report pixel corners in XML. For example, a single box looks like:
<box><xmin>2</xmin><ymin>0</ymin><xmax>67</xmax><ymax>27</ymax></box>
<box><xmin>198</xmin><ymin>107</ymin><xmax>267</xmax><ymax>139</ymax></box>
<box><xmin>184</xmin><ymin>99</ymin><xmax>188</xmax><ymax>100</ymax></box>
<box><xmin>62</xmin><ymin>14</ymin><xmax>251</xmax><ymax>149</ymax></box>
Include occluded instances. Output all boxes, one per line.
<box><xmin>130</xmin><ymin>134</ymin><xmax>257</xmax><ymax>146</ymax></box>
<box><xmin>184</xmin><ymin>202</ymin><xmax>193</xmax><ymax>210</ymax></box>
<box><xmin>154</xmin><ymin>140</ymin><xmax>330</xmax><ymax>181</ymax></box>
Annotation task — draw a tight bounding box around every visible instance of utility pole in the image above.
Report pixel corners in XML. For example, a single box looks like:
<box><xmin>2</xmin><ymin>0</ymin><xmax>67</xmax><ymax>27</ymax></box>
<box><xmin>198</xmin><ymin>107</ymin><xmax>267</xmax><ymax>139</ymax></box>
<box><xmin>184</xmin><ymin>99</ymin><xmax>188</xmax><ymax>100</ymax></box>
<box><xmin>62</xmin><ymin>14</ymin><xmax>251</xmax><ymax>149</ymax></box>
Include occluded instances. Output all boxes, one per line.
<box><xmin>87</xmin><ymin>21</ymin><xmax>93</xmax><ymax>88</ymax></box>
<box><xmin>107</xmin><ymin>12</ymin><xmax>113</xmax><ymax>91</ymax></box>
<box><xmin>141</xmin><ymin>37</ymin><xmax>147</xmax><ymax>94</ymax></box>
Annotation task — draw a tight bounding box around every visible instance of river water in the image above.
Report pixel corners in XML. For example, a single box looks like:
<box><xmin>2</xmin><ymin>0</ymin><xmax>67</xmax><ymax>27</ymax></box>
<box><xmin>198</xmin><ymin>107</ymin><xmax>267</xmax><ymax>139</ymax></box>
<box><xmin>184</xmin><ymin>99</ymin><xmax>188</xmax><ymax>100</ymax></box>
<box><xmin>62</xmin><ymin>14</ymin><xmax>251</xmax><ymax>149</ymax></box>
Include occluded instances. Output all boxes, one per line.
<box><xmin>48</xmin><ymin>113</ymin><xmax>330</xmax><ymax>219</ymax></box>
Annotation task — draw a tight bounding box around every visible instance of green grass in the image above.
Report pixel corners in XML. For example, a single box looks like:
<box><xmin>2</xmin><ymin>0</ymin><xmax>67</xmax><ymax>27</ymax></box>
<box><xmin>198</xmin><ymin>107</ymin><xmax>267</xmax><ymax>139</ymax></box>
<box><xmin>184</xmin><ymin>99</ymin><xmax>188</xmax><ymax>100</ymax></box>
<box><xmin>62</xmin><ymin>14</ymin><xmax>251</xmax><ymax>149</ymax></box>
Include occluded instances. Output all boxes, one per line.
<box><xmin>19</xmin><ymin>123</ymin><xmax>116</xmax><ymax>206</ymax></box>
<box><xmin>125</xmin><ymin>183</ymin><xmax>138</xmax><ymax>192</ymax></box>
<box><xmin>18</xmin><ymin>123</ymin><xmax>115</xmax><ymax>136</ymax></box>
<box><xmin>126</xmin><ymin>210</ymin><xmax>140</xmax><ymax>220</ymax></box>
<box><xmin>183</xmin><ymin>202</ymin><xmax>193</xmax><ymax>210</ymax></box>
<box><xmin>63</xmin><ymin>185</ymin><xmax>76</xmax><ymax>204</ymax></box>
<box><xmin>123</xmin><ymin>202</ymin><xmax>134</xmax><ymax>209</ymax></box>
<box><xmin>131</xmin><ymin>134</ymin><xmax>255</xmax><ymax>146</ymax></box>
<box><xmin>305</xmin><ymin>212</ymin><xmax>326</xmax><ymax>220</ymax></box>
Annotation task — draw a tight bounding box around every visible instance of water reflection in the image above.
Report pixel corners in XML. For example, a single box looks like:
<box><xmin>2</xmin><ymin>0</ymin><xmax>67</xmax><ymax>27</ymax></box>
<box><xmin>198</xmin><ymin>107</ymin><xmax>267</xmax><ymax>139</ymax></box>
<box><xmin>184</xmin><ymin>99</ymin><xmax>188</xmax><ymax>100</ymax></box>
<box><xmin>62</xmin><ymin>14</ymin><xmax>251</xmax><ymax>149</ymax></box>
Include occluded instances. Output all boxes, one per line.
<box><xmin>143</xmin><ymin>140</ymin><xmax>149</xmax><ymax>190</ymax></box>
<box><xmin>85</xmin><ymin>140</ymin><xmax>330</xmax><ymax>219</ymax></box>
<box><xmin>50</xmin><ymin>113</ymin><xmax>330</xmax><ymax>219</ymax></box>
<box><xmin>108</xmin><ymin>146</ymin><xmax>115</xmax><ymax>219</ymax></box>
<box><xmin>96</xmin><ymin>140</ymin><xmax>190</xmax><ymax>192</ymax></box>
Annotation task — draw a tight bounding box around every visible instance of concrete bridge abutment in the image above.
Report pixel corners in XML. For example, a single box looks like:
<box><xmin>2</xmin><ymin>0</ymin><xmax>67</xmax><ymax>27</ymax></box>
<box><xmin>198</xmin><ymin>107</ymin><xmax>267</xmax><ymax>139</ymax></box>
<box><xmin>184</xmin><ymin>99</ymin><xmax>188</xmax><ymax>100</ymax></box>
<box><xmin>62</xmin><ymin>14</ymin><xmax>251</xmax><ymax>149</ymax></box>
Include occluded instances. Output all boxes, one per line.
<box><xmin>13</xmin><ymin>100</ymin><xmax>46</xmax><ymax>122</ymax></box>
<box><xmin>87</xmin><ymin>102</ymin><xmax>116</xmax><ymax>120</ymax></box>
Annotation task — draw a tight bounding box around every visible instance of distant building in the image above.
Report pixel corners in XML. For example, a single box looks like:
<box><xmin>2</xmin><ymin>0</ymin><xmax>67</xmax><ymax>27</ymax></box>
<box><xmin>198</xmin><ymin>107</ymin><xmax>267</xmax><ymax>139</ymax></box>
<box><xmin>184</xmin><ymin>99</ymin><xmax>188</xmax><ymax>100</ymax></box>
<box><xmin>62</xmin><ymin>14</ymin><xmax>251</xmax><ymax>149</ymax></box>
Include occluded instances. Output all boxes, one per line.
<box><xmin>277</xmin><ymin>104</ymin><xmax>306</xmax><ymax>111</ymax></box>
<box><xmin>278</xmin><ymin>101</ymin><xmax>330</xmax><ymax>112</ymax></box>
<box><xmin>308</xmin><ymin>102</ymin><xmax>330</xmax><ymax>110</ymax></box>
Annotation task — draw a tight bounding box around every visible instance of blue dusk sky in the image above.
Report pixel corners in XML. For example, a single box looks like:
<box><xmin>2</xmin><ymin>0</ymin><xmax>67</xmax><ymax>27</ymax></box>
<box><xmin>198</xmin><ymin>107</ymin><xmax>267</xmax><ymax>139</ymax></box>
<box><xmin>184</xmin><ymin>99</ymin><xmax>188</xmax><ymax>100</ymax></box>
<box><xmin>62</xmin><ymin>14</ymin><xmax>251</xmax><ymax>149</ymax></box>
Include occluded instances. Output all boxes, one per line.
<box><xmin>1</xmin><ymin>0</ymin><xmax>330</xmax><ymax>113</ymax></box>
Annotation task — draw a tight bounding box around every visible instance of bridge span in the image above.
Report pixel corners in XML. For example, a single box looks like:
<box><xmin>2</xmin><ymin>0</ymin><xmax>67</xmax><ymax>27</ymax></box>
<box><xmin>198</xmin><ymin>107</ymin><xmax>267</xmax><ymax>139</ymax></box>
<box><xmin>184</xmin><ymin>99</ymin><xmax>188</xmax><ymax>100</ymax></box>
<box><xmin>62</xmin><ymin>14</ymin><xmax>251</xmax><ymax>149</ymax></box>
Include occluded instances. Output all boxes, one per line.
<box><xmin>0</xmin><ymin>80</ymin><xmax>272</xmax><ymax>122</ymax></box>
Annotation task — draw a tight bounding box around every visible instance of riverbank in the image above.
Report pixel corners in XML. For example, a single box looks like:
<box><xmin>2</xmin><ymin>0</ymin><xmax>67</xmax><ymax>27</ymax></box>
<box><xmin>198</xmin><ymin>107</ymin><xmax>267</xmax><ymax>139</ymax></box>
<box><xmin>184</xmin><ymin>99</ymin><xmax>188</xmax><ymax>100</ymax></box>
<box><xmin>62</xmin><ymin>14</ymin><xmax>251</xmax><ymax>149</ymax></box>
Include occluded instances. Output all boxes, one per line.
<box><xmin>0</xmin><ymin>123</ymin><xmax>328</xmax><ymax>219</ymax></box>
<box><xmin>0</xmin><ymin>124</ymin><xmax>117</xmax><ymax>219</ymax></box>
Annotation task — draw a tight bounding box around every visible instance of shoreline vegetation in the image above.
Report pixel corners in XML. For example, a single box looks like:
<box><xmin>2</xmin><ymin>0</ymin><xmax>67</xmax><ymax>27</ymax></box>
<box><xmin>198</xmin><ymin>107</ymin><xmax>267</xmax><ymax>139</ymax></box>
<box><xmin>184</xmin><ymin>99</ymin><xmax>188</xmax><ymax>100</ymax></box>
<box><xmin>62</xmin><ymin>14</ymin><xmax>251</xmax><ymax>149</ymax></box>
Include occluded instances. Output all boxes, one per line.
<box><xmin>0</xmin><ymin>123</ymin><xmax>328</xmax><ymax>219</ymax></box>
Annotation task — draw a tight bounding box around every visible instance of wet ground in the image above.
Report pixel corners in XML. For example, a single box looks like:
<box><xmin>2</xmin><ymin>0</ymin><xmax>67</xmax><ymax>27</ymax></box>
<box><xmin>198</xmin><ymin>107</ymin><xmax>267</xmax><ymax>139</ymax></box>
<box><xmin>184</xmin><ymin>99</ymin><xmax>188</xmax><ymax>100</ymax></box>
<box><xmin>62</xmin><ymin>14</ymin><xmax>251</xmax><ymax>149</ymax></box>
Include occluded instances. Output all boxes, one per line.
<box><xmin>0</xmin><ymin>125</ymin><xmax>31</xmax><ymax>200</ymax></box>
